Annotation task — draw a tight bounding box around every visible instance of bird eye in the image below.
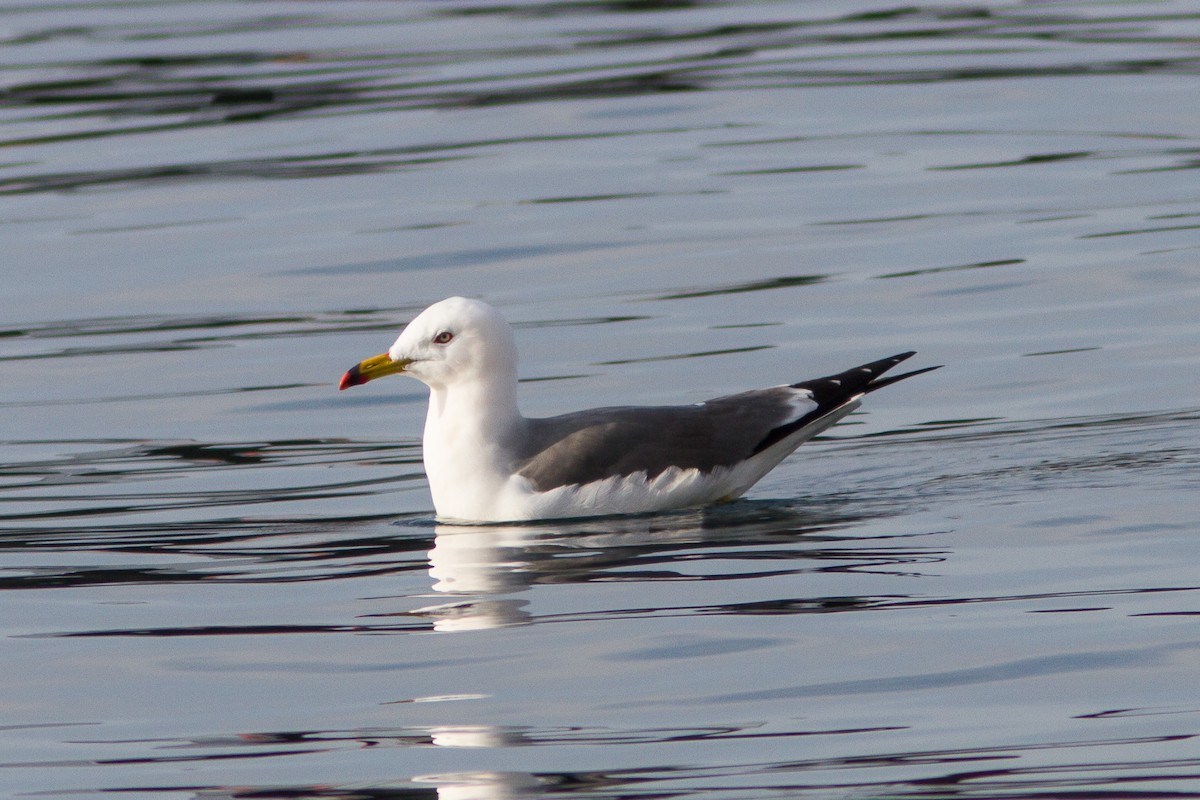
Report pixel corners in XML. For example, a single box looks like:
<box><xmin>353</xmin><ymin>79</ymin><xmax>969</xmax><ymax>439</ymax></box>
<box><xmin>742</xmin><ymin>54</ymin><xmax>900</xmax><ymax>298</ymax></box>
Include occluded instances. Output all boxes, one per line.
<box><xmin>433</xmin><ymin>331</ymin><xmax>453</xmax><ymax>345</ymax></box>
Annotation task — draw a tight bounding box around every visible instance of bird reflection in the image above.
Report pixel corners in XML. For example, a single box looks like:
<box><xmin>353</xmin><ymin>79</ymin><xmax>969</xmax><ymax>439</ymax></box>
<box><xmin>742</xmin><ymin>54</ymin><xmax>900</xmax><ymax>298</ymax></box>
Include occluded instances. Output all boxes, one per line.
<box><xmin>419</xmin><ymin>509</ymin><xmax>720</xmax><ymax>629</ymax></box>
<box><xmin>411</xmin><ymin>770</ymin><xmax>558</xmax><ymax>799</ymax></box>
<box><xmin>410</xmin><ymin>500</ymin><xmax>937</xmax><ymax>632</ymax></box>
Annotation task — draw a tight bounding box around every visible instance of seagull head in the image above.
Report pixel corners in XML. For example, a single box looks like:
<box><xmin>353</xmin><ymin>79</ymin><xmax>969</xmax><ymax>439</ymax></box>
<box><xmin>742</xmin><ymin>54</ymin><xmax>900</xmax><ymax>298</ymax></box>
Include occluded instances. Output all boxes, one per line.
<box><xmin>339</xmin><ymin>296</ymin><xmax>518</xmax><ymax>391</ymax></box>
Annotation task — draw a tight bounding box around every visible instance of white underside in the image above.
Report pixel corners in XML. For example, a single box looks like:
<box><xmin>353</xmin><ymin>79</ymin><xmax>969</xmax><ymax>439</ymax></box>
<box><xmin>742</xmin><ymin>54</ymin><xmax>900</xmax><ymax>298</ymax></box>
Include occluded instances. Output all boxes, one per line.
<box><xmin>429</xmin><ymin>400</ymin><xmax>860</xmax><ymax>523</ymax></box>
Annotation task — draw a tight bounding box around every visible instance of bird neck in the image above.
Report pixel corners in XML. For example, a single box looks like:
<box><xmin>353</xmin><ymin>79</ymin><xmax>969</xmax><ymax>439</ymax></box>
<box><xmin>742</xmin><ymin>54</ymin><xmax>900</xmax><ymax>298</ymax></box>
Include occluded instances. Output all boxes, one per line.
<box><xmin>421</xmin><ymin>376</ymin><xmax>524</xmax><ymax>518</ymax></box>
<box><xmin>424</xmin><ymin>375</ymin><xmax>523</xmax><ymax>460</ymax></box>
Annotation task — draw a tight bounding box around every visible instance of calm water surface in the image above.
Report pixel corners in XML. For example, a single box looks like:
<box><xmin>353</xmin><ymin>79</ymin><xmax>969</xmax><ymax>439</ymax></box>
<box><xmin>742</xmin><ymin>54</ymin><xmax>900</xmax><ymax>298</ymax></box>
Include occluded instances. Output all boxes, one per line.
<box><xmin>3</xmin><ymin>1</ymin><xmax>1200</xmax><ymax>797</ymax></box>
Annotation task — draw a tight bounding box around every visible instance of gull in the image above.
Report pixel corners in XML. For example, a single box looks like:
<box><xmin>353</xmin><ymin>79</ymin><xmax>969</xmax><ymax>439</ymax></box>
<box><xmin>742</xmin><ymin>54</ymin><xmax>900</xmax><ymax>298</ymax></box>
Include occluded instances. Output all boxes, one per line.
<box><xmin>339</xmin><ymin>297</ymin><xmax>938</xmax><ymax>522</ymax></box>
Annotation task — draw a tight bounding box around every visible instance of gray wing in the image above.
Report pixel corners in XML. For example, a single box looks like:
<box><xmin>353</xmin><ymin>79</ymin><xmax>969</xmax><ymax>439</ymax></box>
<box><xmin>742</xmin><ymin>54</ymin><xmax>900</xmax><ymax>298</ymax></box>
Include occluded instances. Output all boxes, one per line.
<box><xmin>512</xmin><ymin>351</ymin><xmax>939</xmax><ymax>492</ymax></box>
<box><xmin>514</xmin><ymin>387</ymin><xmax>809</xmax><ymax>492</ymax></box>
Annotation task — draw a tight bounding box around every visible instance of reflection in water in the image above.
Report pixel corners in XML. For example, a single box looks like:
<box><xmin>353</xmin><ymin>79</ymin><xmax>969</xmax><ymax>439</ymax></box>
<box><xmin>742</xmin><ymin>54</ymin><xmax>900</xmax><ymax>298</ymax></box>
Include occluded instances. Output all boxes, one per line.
<box><xmin>417</xmin><ymin>502</ymin><xmax>939</xmax><ymax>631</ymax></box>
<box><xmin>50</xmin><ymin>728</ymin><xmax>1200</xmax><ymax>799</ymax></box>
<box><xmin>406</xmin><ymin>732</ymin><xmax>1200</xmax><ymax>799</ymax></box>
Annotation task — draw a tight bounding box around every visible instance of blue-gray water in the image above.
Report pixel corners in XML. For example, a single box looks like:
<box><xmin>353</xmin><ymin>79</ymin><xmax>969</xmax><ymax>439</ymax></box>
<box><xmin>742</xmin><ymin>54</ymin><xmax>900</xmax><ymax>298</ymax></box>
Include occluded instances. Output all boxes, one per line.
<box><xmin>3</xmin><ymin>1</ymin><xmax>1200</xmax><ymax>797</ymax></box>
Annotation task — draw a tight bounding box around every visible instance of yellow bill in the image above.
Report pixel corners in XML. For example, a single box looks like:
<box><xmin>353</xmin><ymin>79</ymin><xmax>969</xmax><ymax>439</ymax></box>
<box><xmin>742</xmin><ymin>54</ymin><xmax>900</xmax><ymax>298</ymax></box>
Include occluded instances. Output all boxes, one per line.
<box><xmin>339</xmin><ymin>353</ymin><xmax>412</xmax><ymax>390</ymax></box>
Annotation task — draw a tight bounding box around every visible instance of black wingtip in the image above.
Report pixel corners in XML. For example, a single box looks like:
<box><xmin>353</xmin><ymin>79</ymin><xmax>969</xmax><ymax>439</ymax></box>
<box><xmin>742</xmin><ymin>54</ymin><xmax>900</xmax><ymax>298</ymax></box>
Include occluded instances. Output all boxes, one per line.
<box><xmin>865</xmin><ymin>363</ymin><xmax>942</xmax><ymax>393</ymax></box>
<box><xmin>785</xmin><ymin>352</ymin><xmax>940</xmax><ymax>420</ymax></box>
<box><xmin>752</xmin><ymin>353</ymin><xmax>939</xmax><ymax>456</ymax></box>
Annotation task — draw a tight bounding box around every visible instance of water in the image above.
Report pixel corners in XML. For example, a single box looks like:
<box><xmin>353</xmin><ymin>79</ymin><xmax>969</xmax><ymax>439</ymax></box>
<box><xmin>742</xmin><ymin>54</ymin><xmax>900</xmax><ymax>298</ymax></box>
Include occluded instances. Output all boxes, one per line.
<box><xmin>3</xmin><ymin>1</ymin><xmax>1200</xmax><ymax>797</ymax></box>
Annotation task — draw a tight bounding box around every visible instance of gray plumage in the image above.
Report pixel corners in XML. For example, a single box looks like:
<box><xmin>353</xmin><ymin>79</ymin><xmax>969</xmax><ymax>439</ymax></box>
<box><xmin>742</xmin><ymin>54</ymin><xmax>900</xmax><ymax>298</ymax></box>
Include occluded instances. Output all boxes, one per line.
<box><xmin>513</xmin><ymin>352</ymin><xmax>937</xmax><ymax>492</ymax></box>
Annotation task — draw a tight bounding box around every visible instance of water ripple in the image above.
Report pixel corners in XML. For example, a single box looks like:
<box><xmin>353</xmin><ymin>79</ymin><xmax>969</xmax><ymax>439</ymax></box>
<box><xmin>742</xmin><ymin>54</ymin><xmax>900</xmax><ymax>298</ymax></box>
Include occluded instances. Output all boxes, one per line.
<box><xmin>27</xmin><ymin>735</ymin><xmax>1200</xmax><ymax>798</ymax></box>
<box><xmin>4</xmin><ymin>3</ymin><xmax>1199</xmax><ymax>194</ymax></box>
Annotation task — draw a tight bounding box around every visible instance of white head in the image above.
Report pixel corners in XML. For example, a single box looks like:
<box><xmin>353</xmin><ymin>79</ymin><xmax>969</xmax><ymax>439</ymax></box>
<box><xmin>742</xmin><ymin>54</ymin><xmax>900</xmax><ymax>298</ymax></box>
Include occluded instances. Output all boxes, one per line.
<box><xmin>340</xmin><ymin>297</ymin><xmax>518</xmax><ymax>391</ymax></box>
